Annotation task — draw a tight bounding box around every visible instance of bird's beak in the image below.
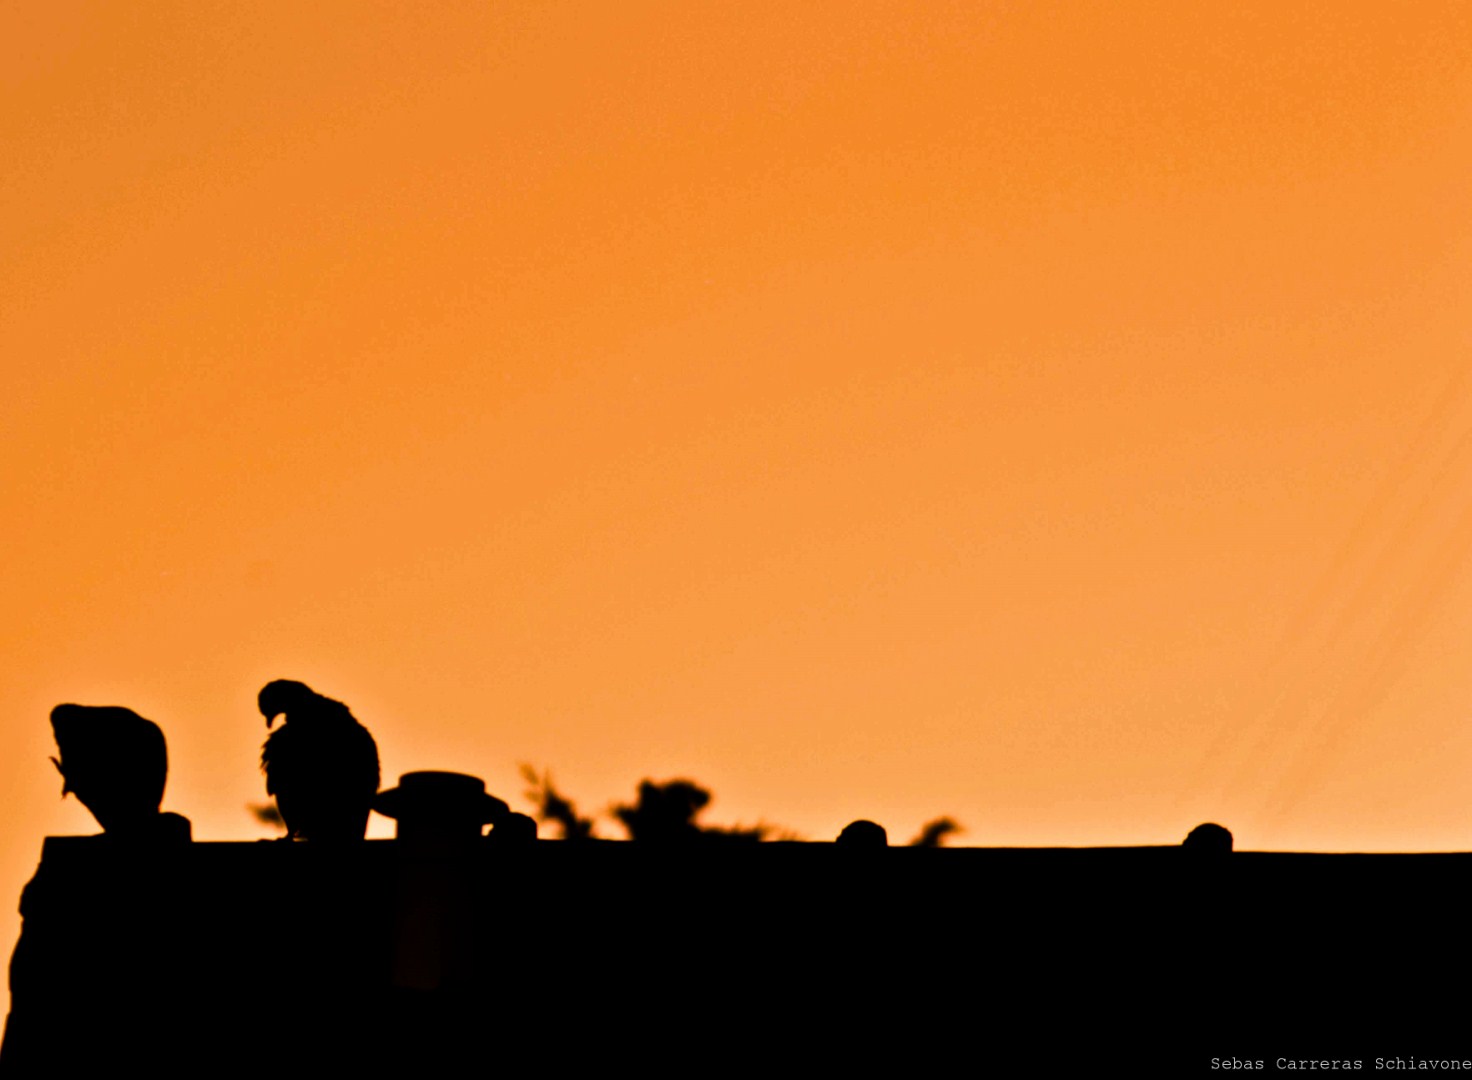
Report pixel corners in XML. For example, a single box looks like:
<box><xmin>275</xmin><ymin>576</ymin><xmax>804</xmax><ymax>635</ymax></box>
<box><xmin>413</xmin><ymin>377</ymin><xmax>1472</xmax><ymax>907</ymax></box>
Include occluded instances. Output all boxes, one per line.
<box><xmin>265</xmin><ymin>713</ymin><xmax>282</xmax><ymax>728</ymax></box>
<box><xmin>49</xmin><ymin>756</ymin><xmax>70</xmax><ymax>796</ymax></box>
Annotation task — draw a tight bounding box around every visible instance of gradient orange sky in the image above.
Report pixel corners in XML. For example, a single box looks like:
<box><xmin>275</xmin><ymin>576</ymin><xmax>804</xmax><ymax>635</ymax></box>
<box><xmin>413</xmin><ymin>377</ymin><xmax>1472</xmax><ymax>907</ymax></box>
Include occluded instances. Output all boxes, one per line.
<box><xmin>4</xmin><ymin>0</ymin><xmax>1471</xmax><ymax>1000</ymax></box>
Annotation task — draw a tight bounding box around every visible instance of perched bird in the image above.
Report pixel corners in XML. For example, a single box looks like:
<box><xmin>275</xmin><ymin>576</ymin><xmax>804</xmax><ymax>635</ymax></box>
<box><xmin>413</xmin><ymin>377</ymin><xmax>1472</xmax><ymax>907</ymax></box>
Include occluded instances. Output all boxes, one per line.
<box><xmin>258</xmin><ymin>679</ymin><xmax>380</xmax><ymax>841</ymax></box>
<box><xmin>50</xmin><ymin>704</ymin><xmax>192</xmax><ymax>840</ymax></box>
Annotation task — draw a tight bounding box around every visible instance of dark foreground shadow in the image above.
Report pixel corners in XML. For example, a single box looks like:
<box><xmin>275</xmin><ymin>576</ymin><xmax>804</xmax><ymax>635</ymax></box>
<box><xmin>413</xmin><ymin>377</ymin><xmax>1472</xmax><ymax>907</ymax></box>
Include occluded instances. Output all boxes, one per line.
<box><xmin>5</xmin><ymin>837</ymin><xmax>1471</xmax><ymax>1074</ymax></box>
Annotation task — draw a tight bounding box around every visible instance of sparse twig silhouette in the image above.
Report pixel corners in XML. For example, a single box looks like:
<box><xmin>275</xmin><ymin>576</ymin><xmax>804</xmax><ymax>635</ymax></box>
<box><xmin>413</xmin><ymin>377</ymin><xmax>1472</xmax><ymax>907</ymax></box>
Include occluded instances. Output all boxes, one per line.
<box><xmin>521</xmin><ymin>766</ymin><xmax>597</xmax><ymax>840</ymax></box>
<box><xmin>909</xmin><ymin>817</ymin><xmax>961</xmax><ymax>847</ymax></box>
<box><xmin>526</xmin><ymin>769</ymin><xmax>956</xmax><ymax>845</ymax></box>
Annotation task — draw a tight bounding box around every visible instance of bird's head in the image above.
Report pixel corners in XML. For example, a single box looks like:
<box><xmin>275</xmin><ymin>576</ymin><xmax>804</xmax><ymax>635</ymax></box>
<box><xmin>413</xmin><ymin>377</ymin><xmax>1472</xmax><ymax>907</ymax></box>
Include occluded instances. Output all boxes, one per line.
<box><xmin>258</xmin><ymin>679</ymin><xmax>313</xmax><ymax>728</ymax></box>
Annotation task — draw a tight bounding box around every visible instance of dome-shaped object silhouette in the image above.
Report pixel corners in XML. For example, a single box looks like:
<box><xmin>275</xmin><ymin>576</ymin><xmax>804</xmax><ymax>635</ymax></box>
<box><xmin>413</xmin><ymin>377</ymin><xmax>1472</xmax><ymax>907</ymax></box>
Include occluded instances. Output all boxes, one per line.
<box><xmin>1182</xmin><ymin>822</ymin><xmax>1233</xmax><ymax>854</ymax></box>
<box><xmin>374</xmin><ymin>771</ymin><xmax>509</xmax><ymax>843</ymax></box>
<box><xmin>836</xmin><ymin>819</ymin><xmax>888</xmax><ymax>848</ymax></box>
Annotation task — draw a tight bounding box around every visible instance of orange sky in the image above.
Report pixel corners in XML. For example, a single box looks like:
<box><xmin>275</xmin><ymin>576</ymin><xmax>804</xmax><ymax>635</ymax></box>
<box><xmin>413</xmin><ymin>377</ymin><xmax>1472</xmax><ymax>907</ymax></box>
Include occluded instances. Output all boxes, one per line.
<box><xmin>3</xmin><ymin>0</ymin><xmax>1472</xmax><ymax>1005</ymax></box>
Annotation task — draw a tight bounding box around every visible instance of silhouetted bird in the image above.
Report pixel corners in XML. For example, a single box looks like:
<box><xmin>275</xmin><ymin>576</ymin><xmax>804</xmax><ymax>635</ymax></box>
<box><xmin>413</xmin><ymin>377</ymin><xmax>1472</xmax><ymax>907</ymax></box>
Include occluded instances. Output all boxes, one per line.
<box><xmin>258</xmin><ymin>680</ymin><xmax>380</xmax><ymax>841</ymax></box>
<box><xmin>49</xmin><ymin>704</ymin><xmax>191</xmax><ymax>841</ymax></box>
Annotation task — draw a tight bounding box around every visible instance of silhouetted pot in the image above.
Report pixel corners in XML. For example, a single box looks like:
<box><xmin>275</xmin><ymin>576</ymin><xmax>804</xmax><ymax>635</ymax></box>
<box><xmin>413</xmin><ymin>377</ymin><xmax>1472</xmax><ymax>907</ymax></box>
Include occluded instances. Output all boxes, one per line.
<box><xmin>374</xmin><ymin>771</ymin><xmax>509</xmax><ymax>844</ymax></box>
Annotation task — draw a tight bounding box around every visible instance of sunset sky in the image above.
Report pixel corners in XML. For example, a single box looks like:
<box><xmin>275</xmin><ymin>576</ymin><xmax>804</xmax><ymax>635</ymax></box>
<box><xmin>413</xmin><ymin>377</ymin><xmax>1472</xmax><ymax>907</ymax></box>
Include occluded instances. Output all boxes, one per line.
<box><xmin>3</xmin><ymin>0</ymin><xmax>1471</xmax><ymax>1002</ymax></box>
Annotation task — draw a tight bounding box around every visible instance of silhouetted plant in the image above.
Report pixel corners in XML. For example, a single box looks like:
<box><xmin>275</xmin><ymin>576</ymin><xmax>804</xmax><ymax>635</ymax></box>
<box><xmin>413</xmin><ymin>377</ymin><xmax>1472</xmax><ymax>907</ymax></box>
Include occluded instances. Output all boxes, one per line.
<box><xmin>521</xmin><ymin>766</ymin><xmax>597</xmax><ymax>840</ymax></box>
<box><xmin>909</xmin><ymin>817</ymin><xmax>961</xmax><ymax>847</ymax></box>
<box><xmin>612</xmin><ymin>779</ymin><xmax>771</xmax><ymax>843</ymax></box>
